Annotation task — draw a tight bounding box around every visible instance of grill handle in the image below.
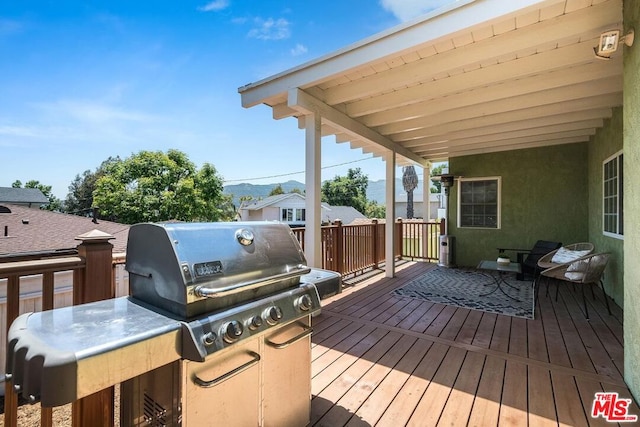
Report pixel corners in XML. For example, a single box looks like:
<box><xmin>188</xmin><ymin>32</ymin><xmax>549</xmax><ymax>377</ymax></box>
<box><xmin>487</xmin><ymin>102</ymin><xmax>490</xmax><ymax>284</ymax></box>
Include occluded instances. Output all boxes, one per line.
<box><xmin>265</xmin><ymin>326</ymin><xmax>313</xmax><ymax>349</ymax></box>
<box><xmin>192</xmin><ymin>351</ymin><xmax>261</xmax><ymax>388</ymax></box>
<box><xmin>194</xmin><ymin>266</ymin><xmax>311</xmax><ymax>299</ymax></box>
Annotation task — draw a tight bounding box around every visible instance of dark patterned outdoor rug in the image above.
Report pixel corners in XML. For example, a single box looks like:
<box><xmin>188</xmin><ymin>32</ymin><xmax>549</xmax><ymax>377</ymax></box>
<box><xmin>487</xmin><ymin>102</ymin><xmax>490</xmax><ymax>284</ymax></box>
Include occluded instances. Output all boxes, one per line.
<box><xmin>392</xmin><ymin>267</ymin><xmax>534</xmax><ymax>319</ymax></box>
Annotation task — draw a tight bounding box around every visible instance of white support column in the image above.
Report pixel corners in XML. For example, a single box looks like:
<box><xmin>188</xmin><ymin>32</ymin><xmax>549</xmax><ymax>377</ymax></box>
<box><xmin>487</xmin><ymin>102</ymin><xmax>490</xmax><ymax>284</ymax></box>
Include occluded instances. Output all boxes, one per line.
<box><xmin>423</xmin><ymin>165</ymin><xmax>431</xmax><ymax>220</ymax></box>
<box><xmin>304</xmin><ymin>112</ymin><xmax>322</xmax><ymax>268</ymax></box>
<box><xmin>384</xmin><ymin>150</ymin><xmax>396</xmax><ymax>278</ymax></box>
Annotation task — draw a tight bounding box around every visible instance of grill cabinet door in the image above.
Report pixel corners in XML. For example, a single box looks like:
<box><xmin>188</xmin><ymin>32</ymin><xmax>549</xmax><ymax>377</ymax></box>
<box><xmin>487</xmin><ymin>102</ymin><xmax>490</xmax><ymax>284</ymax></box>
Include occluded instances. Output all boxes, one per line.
<box><xmin>262</xmin><ymin>317</ymin><xmax>313</xmax><ymax>427</ymax></box>
<box><xmin>183</xmin><ymin>339</ymin><xmax>261</xmax><ymax>426</ymax></box>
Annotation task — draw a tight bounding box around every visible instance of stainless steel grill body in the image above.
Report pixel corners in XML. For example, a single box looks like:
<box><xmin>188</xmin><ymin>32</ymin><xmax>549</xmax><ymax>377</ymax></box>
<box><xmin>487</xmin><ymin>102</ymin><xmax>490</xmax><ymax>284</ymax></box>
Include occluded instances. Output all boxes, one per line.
<box><xmin>126</xmin><ymin>222</ymin><xmax>309</xmax><ymax>318</ymax></box>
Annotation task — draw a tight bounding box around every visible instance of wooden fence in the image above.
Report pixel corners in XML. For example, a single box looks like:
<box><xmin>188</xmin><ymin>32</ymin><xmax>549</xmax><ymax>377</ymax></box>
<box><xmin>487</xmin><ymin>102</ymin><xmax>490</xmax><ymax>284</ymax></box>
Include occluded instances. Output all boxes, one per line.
<box><xmin>0</xmin><ymin>220</ymin><xmax>440</xmax><ymax>426</ymax></box>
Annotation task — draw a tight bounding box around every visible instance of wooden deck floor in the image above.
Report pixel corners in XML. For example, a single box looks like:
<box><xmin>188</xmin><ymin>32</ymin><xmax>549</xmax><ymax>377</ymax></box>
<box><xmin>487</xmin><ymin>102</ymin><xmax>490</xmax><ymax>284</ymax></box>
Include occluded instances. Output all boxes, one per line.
<box><xmin>310</xmin><ymin>261</ymin><xmax>638</xmax><ymax>427</ymax></box>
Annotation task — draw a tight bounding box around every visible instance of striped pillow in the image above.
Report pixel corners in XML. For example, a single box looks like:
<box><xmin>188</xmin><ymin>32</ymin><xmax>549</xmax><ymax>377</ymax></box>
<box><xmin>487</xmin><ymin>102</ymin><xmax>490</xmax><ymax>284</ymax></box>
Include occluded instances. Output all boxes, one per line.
<box><xmin>551</xmin><ymin>247</ymin><xmax>590</xmax><ymax>264</ymax></box>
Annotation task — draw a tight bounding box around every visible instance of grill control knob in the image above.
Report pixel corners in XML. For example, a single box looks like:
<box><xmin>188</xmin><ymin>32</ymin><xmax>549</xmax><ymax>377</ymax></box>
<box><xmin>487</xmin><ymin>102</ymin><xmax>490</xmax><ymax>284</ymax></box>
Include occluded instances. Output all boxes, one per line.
<box><xmin>249</xmin><ymin>315</ymin><xmax>263</xmax><ymax>330</ymax></box>
<box><xmin>298</xmin><ymin>294</ymin><xmax>313</xmax><ymax>311</ymax></box>
<box><xmin>223</xmin><ymin>320</ymin><xmax>244</xmax><ymax>343</ymax></box>
<box><xmin>265</xmin><ymin>306</ymin><xmax>283</xmax><ymax>325</ymax></box>
<box><xmin>202</xmin><ymin>331</ymin><xmax>217</xmax><ymax>346</ymax></box>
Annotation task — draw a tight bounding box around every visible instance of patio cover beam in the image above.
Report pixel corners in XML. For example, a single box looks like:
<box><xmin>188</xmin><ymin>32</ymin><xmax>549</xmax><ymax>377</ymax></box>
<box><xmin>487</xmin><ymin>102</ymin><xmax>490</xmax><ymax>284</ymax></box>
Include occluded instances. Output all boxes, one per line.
<box><xmin>287</xmin><ymin>88</ymin><xmax>427</xmax><ymax>167</ymax></box>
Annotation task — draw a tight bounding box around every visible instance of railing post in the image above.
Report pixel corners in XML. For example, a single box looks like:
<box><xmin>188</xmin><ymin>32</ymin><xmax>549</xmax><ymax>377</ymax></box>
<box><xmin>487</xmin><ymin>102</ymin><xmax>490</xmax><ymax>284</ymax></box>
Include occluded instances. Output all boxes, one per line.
<box><xmin>371</xmin><ymin>219</ymin><xmax>379</xmax><ymax>268</ymax></box>
<box><xmin>334</xmin><ymin>220</ymin><xmax>344</xmax><ymax>275</ymax></box>
<box><xmin>396</xmin><ymin>218</ymin><xmax>403</xmax><ymax>258</ymax></box>
<box><xmin>72</xmin><ymin>230</ymin><xmax>115</xmax><ymax>427</ymax></box>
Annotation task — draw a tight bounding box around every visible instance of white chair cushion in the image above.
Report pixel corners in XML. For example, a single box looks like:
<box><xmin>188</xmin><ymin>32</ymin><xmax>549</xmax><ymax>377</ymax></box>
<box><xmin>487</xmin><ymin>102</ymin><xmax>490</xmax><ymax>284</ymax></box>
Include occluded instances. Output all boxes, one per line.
<box><xmin>565</xmin><ymin>271</ymin><xmax>585</xmax><ymax>281</ymax></box>
<box><xmin>551</xmin><ymin>247</ymin><xmax>590</xmax><ymax>264</ymax></box>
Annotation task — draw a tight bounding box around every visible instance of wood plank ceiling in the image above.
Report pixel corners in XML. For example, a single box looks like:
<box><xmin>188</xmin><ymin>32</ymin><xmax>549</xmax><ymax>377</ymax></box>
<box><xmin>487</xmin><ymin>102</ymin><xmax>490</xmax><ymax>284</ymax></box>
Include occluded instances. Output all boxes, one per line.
<box><xmin>238</xmin><ymin>0</ymin><xmax>624</xmax><ymax>166</ymax></box>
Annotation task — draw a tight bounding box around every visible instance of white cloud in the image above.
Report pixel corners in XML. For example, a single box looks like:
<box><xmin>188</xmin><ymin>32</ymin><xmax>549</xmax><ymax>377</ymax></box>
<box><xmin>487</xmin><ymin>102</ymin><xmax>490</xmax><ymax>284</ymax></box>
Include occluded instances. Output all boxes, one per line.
<box><xmin>248</xmin><ymin>18</ymin><xmax>291</xmax><ymax>41</ymax></box>
<box><xmin>198</xmin><ymin>0</ymin><xmax>230</xmax><ymax>12</ymax></box>
<box><xmin>380</xmin><ymin>0</ymin><xmax>457</xmax><ymax>21</ymax></box>
<box><xmin>290</xmin><ymin>43</ymin><xmax>308</xmax><ymax>56</ymax></box>
<box><xmin>39</xmin><ymin>99</ymin><xmax>156</xmax><ymax>124</ymax></box>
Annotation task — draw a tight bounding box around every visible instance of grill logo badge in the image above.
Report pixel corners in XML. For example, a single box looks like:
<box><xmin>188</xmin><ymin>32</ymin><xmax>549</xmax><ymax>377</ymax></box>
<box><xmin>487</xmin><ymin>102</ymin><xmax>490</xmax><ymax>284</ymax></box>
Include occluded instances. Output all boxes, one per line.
<box><xmin>194</xmin><ymin>261</ymin><xmax>223</xmax><ymax>278</ymax></box>
<box><xmin>591</xmin><ymin>392</ymin><xmax>638</xmax><ymax>422</ymax></box>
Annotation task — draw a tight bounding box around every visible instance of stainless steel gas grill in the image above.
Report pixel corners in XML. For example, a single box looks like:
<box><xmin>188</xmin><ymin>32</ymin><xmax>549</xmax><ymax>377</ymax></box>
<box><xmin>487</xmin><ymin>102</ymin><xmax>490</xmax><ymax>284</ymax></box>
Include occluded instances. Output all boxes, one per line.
<box><xmin>6</xmin><ymin>221</ymin><xmax>341</xmax><ymax>426</ymax></box>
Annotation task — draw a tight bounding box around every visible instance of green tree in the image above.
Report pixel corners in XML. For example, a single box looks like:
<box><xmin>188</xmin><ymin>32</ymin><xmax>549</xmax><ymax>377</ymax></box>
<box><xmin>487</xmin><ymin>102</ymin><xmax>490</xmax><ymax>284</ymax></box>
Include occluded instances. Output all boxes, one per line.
<box><xmin>12</xmin><ymin>179</ymin><xmax>62</xmax><ymax>211</ymax></box>
<box><xmin>321</xmin><ymin>168</ymin><xmax>368</xmax><ymax>214</ymax></box>
<box><xmin>365</xmin><ymin>201</ymin><xmax>386</xmax><ymax>219</ymax></box>
<box><xmin>93</xmin><ymin>149</ymin><xmax>232</xmax><ymax>224</ymax></box>
<box><xmin>269</xmin><ymin>184</ymin><xmax>285</xmax><ymax>196</ymax></box>
<box><xmin>65</xmin><ymin>157</ymin><xmax>120</xmax><ymax>216</ymax></box>
<box><xmin>430</xmin><ymin>164</ymin><xmax>446</xmax><ymax>193</ymax></box>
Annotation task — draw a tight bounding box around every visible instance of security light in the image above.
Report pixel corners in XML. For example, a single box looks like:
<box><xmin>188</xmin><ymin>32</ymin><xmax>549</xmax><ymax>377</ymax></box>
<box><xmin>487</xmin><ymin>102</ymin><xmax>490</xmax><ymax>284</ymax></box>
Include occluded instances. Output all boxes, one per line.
<box><xmin>594</xmin><ymin>29</ymin><xmax>634</xmax><ymax>59</ymax></box>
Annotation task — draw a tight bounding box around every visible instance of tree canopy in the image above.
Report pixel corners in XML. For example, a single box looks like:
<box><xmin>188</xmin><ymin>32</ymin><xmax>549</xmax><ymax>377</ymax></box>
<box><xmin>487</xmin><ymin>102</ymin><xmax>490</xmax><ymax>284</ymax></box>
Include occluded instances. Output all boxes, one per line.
<box><xmin>65</xmin><ymin>157</ymin><xmax>120</xmax><ymax>216</ymax></box>
<box><xmin>93</xmin><ymin>149</ymin><xmax>233</xmax><ymax>224</ymax></box>
<box><xmin>321</xmin><ymin>168</ymin><xmax>369</xmax><ymax>214</ymax></box>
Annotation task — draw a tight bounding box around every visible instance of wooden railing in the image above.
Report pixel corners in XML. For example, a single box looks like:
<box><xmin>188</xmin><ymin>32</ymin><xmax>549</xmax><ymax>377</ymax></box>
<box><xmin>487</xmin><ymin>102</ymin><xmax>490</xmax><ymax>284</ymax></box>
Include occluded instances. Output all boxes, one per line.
<box><xmin>1</xmin><ymin>220</ymin><xmax>440</xmax><ymax>426</ymax></box>
<box><xmin>292</xmin><ymin>219</ymin><xmax>440</xmax><ymax>277</ymax></box>
<box><xmin>0</xmin><ymin>231</ymin><xmax>122</xmax><ymax>427</ymax></box>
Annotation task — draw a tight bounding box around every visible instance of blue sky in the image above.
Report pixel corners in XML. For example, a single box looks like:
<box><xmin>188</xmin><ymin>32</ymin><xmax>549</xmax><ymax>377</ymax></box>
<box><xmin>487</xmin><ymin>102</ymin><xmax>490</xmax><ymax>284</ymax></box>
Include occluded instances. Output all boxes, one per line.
<box><xmin>1</xmin><ymin>1</ymin><xmax>453</xmax><ymax>199</ymax></box>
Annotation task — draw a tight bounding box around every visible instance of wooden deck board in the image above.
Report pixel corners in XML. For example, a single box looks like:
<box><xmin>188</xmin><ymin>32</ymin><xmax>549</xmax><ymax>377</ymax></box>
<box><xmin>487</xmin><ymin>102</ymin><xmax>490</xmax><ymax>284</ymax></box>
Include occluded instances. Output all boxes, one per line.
<box><xmin>311</xmin><ymin>262</ymin><xmax>633</xmax><ymax>427</ymax></box>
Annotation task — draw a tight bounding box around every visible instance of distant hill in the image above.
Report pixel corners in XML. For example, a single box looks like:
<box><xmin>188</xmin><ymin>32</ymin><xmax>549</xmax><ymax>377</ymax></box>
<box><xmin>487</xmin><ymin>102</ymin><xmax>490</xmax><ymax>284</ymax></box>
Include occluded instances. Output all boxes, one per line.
<box><xmin>224</xmin><ymin>179</ymin><xmax>431</xmax><ymax>207</ymax></box>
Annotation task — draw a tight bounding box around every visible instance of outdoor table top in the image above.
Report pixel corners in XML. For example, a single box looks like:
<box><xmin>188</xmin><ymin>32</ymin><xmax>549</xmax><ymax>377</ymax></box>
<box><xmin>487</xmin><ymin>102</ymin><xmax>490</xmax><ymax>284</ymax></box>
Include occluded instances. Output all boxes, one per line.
<box><xmin>477</xmin><ymin>259</ymin><xmax>522</xmax><ymax>274</ymax></box>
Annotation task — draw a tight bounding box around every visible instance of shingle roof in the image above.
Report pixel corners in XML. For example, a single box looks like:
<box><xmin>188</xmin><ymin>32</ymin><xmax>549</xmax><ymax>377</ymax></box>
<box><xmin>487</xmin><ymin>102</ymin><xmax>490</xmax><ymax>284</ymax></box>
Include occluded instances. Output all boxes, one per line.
<box><xmin>0</xmin><ymin>204</ymin><xmax>130</xmax><ymax>255</ymax></box>
<box><xmin>240</xmin><ymin>193</ymin><xmax>305</xmax><ymax>210</ymax></box>
<box><xmin>0</xmin><ymin>187</ymin><xmax>49</xmax><ymax>205</ymax></box>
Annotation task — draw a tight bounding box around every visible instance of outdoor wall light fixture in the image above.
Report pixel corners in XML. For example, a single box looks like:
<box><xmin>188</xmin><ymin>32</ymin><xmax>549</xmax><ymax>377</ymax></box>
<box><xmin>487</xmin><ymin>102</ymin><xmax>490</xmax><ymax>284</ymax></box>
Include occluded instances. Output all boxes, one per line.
<box><xmin>594</xmin><ymin>28</ymin><xmax>635</xmax><ymax>59</ymax></box>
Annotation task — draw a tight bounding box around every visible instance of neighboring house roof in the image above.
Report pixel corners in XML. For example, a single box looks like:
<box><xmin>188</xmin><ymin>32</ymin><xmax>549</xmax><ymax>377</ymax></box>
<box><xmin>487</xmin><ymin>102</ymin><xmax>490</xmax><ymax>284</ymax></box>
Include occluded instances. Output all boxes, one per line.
<box><xmin>0</xmin><ymin>204</ymin><xmax>130</xmax><ymax>255</ymax></box>
<box><xmin>0</xmin><ymin>187</ymin><xmax>49</xmax><ymax>205</ymax></box>
<box><xmin>323</xmin><ymin>206</ymin><xmax>366</xmax><ymax>225</ymax></box>
<box><xmin>240</xmin><ymin>193</ymin><xmax>305</xmax><ymax>210</ymax></box>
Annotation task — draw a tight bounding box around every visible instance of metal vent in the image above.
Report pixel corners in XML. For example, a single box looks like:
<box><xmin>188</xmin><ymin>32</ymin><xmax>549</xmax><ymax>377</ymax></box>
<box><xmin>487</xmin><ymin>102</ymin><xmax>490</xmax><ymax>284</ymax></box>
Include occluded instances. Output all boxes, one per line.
<box><xmin>143</xmin><ymin>392</ymin><xmax>168</xmax><ymax>426</ymax></box>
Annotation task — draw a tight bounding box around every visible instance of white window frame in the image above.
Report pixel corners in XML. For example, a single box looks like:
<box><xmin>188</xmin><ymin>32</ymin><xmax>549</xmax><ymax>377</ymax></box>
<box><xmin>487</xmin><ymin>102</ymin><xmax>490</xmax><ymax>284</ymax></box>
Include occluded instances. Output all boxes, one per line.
<box><xmin>603</xmin><ymin>150</ymin><xmax>623</xmax><ymax>239</ymax></box>
<box><xmin>281</xmin><ymin>208</ymin><xmax>305</xmax><ymax>223</ymax></box>
<box><xmin>457</xmin><ymin>176</ymin><xmax>501</xmax><ymax>229</ymax></box>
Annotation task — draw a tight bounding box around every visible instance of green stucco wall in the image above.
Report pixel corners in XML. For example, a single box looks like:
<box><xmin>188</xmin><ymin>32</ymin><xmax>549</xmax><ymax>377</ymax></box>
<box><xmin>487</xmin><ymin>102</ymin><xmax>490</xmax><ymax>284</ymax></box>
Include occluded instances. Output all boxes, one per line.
<box><xmin>588</xmin><ymin>107</ymin><xmax>624</xmax><ymax>306</ymax></box>
<box><xmin>623</xmin><ymin>0</ymin><xmax>640</xmax><ymax>405</ymax></box>
<box><xmin>449</xmin><ymin>143</ymin><xmax>589</xmax><ymax>268</ymax></box>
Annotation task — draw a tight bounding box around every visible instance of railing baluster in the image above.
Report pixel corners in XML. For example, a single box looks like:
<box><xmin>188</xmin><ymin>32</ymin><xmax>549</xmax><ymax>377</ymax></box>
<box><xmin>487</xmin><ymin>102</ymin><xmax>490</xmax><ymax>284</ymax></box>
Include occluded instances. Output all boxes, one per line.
<box><xmin>4</xmin><ymin>274</ymin><xmax>20</xmax><ymax>427</ymax></box>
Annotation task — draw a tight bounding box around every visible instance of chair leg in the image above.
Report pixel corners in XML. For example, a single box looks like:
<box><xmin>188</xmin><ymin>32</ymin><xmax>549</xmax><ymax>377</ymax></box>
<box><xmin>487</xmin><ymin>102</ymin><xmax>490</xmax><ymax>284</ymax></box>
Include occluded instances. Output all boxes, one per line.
<box><xmin>600</xmin><ymin>280</ymin><xmax>612</xmax><ymax>315</ymax></box>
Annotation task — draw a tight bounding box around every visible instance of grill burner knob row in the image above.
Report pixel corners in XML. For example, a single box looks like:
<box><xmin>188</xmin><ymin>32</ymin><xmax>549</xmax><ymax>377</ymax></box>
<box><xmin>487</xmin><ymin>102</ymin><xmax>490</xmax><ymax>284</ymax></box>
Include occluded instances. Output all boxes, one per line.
<box><xmin>223</xmin><ymin>320</ymin><xmax>244</xmax><ymax>343</ymax></box>
<box><xmin>265</xmin><ymin>306</ymin><xmax>283</xmax><ymax>325</ymax></box>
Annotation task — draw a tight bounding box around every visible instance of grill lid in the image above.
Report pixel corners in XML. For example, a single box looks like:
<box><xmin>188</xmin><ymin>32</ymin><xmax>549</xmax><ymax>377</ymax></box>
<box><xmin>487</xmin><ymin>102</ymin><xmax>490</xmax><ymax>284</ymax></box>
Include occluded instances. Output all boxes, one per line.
<box><xmin>125</xmin><ymin>222</ymin><xmax>309</xmax><ymax>318</ymax></box>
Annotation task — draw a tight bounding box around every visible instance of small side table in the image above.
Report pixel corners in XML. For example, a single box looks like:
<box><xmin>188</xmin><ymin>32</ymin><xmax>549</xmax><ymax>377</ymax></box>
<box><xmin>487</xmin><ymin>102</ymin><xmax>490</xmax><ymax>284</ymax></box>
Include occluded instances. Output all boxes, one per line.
<box><xmin>477</xmin><ymin>260</ymin><xmax>522</xmax><ymax>301</ymax></box>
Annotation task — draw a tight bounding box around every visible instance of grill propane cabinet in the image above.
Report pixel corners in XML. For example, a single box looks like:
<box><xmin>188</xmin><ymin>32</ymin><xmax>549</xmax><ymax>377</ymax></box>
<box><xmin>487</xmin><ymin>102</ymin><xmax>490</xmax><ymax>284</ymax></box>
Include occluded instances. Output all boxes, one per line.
<box><xmin>6</xmin><ymin>222</ymin><xmax>341</xmax><ymax>426</ymax></box>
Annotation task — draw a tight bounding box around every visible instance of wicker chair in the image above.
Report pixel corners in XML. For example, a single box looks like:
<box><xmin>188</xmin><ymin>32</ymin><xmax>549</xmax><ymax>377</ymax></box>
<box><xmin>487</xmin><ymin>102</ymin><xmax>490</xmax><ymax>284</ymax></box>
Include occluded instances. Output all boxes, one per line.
<box><xmin>539</xmin><ymin>252</ymin><xmax>612</xmax><ymax>319</ymax></box>
<box><xmin>537</xmin><ymin>242</ymin><xmax>595</xmax><ymax>296</ymax></box>
<box><xmin>537</xmin><ymin>242</ymin><xmax>595</xmax><ymax>270</ymax></box>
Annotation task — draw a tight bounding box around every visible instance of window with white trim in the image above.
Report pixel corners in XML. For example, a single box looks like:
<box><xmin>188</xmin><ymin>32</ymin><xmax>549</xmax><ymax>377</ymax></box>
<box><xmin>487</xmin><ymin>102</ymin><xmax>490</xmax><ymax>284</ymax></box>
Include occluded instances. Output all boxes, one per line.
<box><xmin>603</xmin><ymin>151</ymin><xmax>623</xmax><ymax>238</ymax></box>
<box><xmin>458</xmin><ymin>177</ymin><xmax>501</xmax><ymax>229</ymax></box>
<box><xmin>281</xmin><ymin>208</ymin><xmax>305</xmax><ymax>222</ymax></box>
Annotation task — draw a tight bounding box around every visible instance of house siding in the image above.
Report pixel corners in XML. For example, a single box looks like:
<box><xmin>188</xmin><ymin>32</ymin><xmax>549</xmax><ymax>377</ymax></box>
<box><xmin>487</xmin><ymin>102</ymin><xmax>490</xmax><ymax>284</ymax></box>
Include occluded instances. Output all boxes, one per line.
<box><xmin>449</xmin><ymin>143</ymin><xmax>589</xmax><ymax>268</ymax></box>
<box><xmin>587</xmin><ymin>106</ymin><xmax>624</xmax><ymax>306</ymax></box>
<box><xmin>623</xmin><ymin>0</ymin><xmax>640</xmax><ymax>404</ymax></box>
